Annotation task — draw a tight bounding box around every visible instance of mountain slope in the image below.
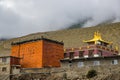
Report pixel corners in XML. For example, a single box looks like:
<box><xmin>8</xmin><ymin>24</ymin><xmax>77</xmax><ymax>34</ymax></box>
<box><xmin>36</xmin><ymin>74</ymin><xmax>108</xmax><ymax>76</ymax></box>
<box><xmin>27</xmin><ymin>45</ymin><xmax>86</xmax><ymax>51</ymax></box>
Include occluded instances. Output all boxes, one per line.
<box><xmin>0</xmin><ymin>22</ymin><xmax>120</xmax><ymax>55</ymax></box>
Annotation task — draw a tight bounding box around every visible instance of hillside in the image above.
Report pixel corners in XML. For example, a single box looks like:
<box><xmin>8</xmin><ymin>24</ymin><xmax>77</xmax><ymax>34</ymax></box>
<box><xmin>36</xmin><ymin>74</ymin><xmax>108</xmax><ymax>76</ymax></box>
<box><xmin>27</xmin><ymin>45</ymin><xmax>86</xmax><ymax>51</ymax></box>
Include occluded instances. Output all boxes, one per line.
<box><xmin>0</xmin><ymin>22</ymin><xmax>120</xmax><ymax>56</ymax></box>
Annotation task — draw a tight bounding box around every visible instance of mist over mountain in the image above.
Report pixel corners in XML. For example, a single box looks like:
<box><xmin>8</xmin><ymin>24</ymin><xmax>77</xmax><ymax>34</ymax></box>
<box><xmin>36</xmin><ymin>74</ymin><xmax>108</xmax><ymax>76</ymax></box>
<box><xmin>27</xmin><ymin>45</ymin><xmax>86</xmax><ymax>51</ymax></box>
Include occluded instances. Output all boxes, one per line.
<box><xmin>0</xmin><ymin>0</ymin><xmax>120</xmax><ymax>37</ymax></box>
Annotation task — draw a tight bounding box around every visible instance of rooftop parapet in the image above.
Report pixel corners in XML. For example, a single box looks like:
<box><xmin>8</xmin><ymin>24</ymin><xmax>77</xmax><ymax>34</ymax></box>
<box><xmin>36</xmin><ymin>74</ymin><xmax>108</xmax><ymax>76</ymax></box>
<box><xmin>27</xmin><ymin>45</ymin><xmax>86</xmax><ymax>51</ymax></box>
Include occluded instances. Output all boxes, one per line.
<box><xmin>11</xmin><ymin>37</ymin><xmax>64</xmax><ymax>45</ymax></box>
<box><xmin>64</xmin><ymin>45</ymin><xmax>118</xmax><ymax>54</ymax></box>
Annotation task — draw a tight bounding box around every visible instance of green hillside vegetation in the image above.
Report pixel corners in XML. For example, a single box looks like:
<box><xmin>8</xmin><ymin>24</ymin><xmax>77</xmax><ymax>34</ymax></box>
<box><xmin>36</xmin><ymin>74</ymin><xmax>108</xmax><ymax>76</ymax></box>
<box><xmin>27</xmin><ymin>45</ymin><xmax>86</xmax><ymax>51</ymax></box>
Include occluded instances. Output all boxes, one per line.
<box><xmin>0</xmin><ymin>22</ymin><xmax>120</xmax><ymax>56</ymax></box>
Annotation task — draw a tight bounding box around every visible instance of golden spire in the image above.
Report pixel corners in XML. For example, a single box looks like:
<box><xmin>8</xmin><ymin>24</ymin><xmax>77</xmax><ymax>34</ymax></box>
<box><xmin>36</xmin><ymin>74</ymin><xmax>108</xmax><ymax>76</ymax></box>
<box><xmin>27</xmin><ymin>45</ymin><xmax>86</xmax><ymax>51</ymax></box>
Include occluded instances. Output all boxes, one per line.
<box><xmin>115</xmin><ymin>46</ymin><xmax>119</xmax><ymax>51</ymax></box>
<box><xmin>83</xmin><ymin>31</ymin><xmax>112</xmax><ymax>44</ymax></box>
<box><xmin>93</xmin><ymin>31</ymin><xmax>102</xmax><ymax>40</ymax></box>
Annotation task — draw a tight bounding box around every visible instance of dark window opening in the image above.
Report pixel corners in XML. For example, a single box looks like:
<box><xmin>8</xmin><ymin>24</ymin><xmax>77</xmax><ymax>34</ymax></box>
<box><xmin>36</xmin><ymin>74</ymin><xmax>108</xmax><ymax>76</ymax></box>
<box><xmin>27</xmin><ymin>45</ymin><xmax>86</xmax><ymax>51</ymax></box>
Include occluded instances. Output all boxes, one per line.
<box><xmin>111</xmin><ymin>60</ymin><xmax>118</xmax><ymax>65</ymax></box>
<box><xmin>69</xmin><ymin>52</ymin><xmax>74</xmax><ymax>59</ymax></box>
<box><xmin>64</xmin><ymin>53</ymin><xmax>67</xmax><ymax>58</ymax></box>
<box><xmin>2</xmin><ymin>58</ymin><xmax>7</xmax><ymax>62</ymax></box>
<box><xmin>79</xmin><ymin>51</ymin><xmax>84</xmax><ymax>57</ymax></box>
<box><xmin>88</xmin><ymin>50</ymin><xmax>94</xmax><ymax>57</ymax></box>
<box><xmin>2</xmin><ymin>67</ymin><xmax>7</xmax><ymax>72</ymax></box>
<box><xmin>69</xmin><ymin>60</ymin><xmax>72</xmax><ymax>67</ymax></box>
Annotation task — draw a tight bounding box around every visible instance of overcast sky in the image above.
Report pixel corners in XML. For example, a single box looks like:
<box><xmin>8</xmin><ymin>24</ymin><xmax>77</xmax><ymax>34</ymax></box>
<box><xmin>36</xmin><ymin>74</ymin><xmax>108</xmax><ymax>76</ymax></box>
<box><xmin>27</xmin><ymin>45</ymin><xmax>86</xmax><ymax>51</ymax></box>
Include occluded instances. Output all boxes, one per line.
<box><xmin>0</xmin><ymin>0</ymin><xmax>120</xmax><ymax>38</ymax></box>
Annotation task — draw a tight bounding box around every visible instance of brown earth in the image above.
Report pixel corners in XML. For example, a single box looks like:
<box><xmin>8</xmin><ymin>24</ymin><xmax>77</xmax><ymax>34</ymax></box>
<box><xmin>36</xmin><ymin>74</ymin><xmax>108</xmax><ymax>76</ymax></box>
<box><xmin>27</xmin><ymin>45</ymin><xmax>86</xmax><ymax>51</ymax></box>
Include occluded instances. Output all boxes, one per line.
<box><xmin>0</xmin><ymin>22</ymin><xmax>120</xmax><ymax>56</ymax></box>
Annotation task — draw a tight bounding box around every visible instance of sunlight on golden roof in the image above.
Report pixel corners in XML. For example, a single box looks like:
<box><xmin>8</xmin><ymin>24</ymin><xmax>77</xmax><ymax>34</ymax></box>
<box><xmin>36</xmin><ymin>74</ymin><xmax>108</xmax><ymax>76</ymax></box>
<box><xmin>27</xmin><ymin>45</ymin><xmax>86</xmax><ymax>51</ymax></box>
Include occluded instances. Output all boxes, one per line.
<box><xmin>115</xmin><ymin>46</ymin><xmax>119</xmax><ymax>51</ymax></box>
<box><xmin>83</xmin><ymin>31</ymin><xmax>112</xmax><ymax>44</ymax></box>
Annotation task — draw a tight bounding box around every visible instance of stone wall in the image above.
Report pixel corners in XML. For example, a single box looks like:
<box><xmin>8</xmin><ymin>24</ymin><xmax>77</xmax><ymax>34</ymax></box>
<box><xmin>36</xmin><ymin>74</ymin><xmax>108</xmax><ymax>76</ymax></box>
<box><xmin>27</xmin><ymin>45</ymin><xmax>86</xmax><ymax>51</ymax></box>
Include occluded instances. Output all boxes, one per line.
<box><xmin>0</xmin><ymin>57</ymin><xmax>10</xmax><ymax>80</ymax></box>
<box><xmin>60</xmin><ymin>56</ymin><xmax>120</xmax><ymax>79</ymax></box>
<box><xmin>11</xmin><ymin>56</ymin><xmax>120</xmax><ymax>80</ymax></box>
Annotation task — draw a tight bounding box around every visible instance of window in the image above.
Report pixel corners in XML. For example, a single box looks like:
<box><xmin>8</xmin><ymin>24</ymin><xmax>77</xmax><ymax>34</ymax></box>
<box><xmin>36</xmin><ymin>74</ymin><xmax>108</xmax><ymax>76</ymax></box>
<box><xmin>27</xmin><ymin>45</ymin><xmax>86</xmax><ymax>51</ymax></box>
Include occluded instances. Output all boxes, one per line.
<box><xmin>93</xmin><ymin>61</ymin><xmax>100</xmax><ymax>66</ymax></box>
<box><xmin>2</xmin><ymin>58</ymin><xmax>7</xmax><ymax>62</ymax></box>
<box><xmin>111</xmin><ymin>60</ymin><xmax>118</xmax><ymax>65</ymax></box>
<box><xmin>2</xmin><ymin>67</ymin><xmax>7</xmax><ymax>72</ymax></box>
<box><xmin>79</xmin><ymin>51</ymin><xmax>84</xmax><ymax>57</ymax></box>
<box><xmin>98</xmin><ymin>51</ymin><xmax>102</xmax><ymax>56</ymax></box>
<box><xmin>69</xmin><ymin>52</ymin><xmax>74</xmax><ymax>59</ymax></box>
<box><xmin>64</xmin><ymin>53</ymin><xmax>67</xmax><ymax>58</ymax></box>
<box><xmin>69</xmin><ymin>60</ymin><xmax>72</xmax><ymax>67</ymax></box>
<box><xmin>78</xmin><ymin>62</ymin><xmax>84</xmax><ymax>67</ymax></box>
<box><xmin>88</xmin><ymin>50</ymin><xmax>94</xmax><ymax>57</ymax></box>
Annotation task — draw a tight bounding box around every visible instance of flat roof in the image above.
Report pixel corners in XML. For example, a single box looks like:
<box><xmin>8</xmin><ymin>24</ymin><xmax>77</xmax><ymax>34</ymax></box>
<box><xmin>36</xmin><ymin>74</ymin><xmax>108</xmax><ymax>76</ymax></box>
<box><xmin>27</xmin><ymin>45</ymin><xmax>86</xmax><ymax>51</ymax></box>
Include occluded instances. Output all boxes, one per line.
<box><xmin>0</xmin><ymin>56</ymin><xmax>21</xmax><ymax>59</ymax></box>
<box><xmin>61</xmin><ymin>55</ymin><xmax>120</xmax><ymax>62</ymax></box>
<box><xmin>11</xmin><ymin>37</ymin><xmax>64</xmax><ymax>45</ymax></box>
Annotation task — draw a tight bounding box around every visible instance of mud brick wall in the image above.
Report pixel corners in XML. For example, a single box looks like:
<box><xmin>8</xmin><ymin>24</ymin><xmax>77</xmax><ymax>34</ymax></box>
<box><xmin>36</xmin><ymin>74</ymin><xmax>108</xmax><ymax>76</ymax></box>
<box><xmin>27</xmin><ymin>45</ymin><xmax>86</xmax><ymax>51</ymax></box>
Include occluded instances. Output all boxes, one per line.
<box><xmin>11</xmin><ymin>39</ymin><xmax>64</xmax><ymax>68</ymax></box>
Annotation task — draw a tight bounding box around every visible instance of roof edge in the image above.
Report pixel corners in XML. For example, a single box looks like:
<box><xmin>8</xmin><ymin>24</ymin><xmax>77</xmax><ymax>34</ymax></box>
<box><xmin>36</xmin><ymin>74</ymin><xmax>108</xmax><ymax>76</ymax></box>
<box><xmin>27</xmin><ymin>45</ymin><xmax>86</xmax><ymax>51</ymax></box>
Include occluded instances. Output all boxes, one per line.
<box><xmin>11</xmin><ymin>37</ymin><xmax>64</xmax><ymax>45</ymax></box>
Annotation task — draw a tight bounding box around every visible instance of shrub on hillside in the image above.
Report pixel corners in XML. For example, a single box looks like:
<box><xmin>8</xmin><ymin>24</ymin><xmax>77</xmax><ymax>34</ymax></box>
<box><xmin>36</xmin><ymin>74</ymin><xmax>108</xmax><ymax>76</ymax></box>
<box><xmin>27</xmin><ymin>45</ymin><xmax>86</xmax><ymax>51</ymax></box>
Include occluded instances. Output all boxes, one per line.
<box><xmin>86</xmin><ymin>69</ymin><xmax>97</xmax><ymax>78</ymax></box>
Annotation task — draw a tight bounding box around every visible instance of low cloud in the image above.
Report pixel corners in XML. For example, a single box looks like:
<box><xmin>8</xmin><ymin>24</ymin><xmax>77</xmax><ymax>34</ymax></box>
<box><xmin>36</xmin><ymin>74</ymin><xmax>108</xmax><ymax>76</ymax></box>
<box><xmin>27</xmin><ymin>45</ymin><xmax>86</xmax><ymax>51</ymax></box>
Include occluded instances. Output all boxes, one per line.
<box><xmin>0</xmin><ymin>0</ymin><xmax>120</xmax><ymax>37</ymax></box>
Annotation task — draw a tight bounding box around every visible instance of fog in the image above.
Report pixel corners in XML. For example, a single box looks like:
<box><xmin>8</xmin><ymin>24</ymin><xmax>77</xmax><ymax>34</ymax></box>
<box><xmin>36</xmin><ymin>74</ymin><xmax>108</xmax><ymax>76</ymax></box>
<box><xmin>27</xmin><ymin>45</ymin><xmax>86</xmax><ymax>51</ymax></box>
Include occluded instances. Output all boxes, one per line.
<box><xmin>0</xmin><ymin>0</ymin><xmax>120</xmax><ymax>37</ymax></box>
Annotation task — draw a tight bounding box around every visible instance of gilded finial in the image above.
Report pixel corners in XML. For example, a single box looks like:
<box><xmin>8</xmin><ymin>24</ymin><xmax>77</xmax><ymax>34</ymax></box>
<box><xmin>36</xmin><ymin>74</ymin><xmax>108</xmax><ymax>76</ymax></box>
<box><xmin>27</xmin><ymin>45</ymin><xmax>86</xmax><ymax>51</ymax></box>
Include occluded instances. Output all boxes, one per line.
<box><xmin>83</xmin><ymin>31</ymin><xmax>112</xmax><ymax>45</ymax></box>
<box><xmin>115</xmin><ymin>46</ymin><xmax>119</xmax><ymax>51</ymax></box>
<box><xmin>72</xmin><ymin>48</ymin><xmax>74</xmax><ymax>51</ymax></box>
<box><xmin>93</xmin><ymin>31</ymin><xmax>102</xmax><ymax>40</ymax></box>
<box><xmin>64</xmin><ymin>49</ymin><xmax>66</xmax><ymax>52</ymax></box>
